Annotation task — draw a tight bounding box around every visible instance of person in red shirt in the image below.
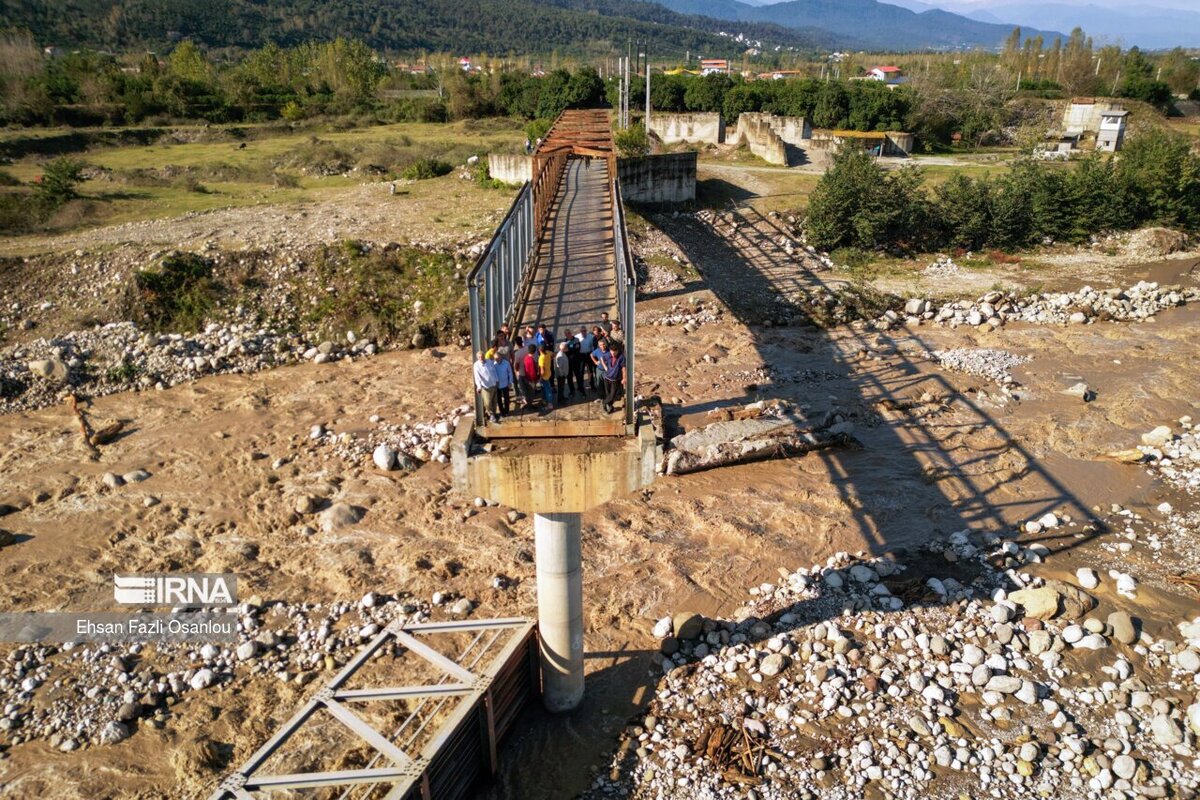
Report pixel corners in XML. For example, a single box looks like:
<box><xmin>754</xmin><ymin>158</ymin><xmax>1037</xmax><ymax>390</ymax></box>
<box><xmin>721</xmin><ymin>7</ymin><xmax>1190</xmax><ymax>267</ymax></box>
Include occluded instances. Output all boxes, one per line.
<box><xmin>522</xmin><ymin>347</ymin><xmax>540</xmax><ymax>410</ymax></box>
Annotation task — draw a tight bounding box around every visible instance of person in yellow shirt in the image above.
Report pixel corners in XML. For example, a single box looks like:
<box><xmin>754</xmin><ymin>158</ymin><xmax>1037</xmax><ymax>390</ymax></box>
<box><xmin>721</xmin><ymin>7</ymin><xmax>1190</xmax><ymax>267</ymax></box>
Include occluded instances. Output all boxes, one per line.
<box><xmin>537</xmin><ymin>343</ymin><xmax>555</xmax><ymax>411</ymax></box>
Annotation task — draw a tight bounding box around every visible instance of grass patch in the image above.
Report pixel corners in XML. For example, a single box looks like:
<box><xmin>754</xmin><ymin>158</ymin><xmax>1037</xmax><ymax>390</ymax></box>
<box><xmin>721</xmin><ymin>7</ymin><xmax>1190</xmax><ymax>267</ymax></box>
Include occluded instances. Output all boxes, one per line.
<box><xmin>0</xmin><ymin>119</ymin><xmax>527</xmax><ymax>236</ymax></box>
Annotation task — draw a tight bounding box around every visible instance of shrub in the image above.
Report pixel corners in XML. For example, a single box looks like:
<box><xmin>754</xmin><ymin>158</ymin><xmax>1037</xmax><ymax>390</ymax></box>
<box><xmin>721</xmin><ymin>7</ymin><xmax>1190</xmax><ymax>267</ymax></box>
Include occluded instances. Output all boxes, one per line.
<box><xmin>614</xmin><ymin>122</ymin><xmax>649</xmax><ymax>158</ymax></box>
<box><xmin>33</xmin><ymin>157</ymin><xmax>85</xmax><ymax>209</ymax></box>
<box><xmin>128</xmin><ymin>253</ymin><xmax>222</xmax><ymax>332</ymax></box>
<box><xmin>400</xmin><ymin>158</ymin><xmax>452</xmax><ymax>180</ymax></box>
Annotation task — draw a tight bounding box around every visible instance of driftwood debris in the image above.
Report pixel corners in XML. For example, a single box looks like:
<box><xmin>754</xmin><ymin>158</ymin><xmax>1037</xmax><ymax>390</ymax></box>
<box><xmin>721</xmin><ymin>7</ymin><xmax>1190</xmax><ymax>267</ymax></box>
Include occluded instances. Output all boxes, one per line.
<box><xmin>664</xmin><ymin>403</ymin><xmax>859</xmax><ymax>476</ymax></box>
<box><xmin>67</xmin><ymin>394</ymin><xmax>125</xmax><ymax>455</ymax></box>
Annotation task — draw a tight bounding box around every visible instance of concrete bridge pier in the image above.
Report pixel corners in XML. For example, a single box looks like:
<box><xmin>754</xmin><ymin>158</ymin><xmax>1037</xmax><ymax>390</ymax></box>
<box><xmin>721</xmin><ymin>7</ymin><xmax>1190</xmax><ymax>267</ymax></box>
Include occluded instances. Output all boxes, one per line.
<box><xmin>534</xmin><ymin>511</ymin><xmax>584</xmax><ymax>712</ymax></box>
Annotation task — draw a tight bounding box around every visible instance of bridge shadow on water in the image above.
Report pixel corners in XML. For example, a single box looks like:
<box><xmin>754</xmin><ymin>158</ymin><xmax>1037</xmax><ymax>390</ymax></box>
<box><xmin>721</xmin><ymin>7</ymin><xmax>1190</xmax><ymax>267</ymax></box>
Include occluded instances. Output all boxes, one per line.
<box><xmin>486</xmin><ymin>191</ymin><xmax>1107</xmax><ymax>799</ymax></box>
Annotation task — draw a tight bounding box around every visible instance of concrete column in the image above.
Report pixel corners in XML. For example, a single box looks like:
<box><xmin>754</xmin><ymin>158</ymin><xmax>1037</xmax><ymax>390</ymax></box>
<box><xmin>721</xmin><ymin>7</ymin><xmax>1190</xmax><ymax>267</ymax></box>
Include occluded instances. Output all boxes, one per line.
<box><xmin>534</xmin><ymin>511</ymin><xmax>584</xmax><ymax>712</ymax></box>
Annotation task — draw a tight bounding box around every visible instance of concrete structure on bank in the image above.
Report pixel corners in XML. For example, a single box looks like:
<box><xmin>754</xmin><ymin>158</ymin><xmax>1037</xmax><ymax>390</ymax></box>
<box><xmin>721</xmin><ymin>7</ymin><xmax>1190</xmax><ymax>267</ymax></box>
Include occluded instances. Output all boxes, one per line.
<box><xmin>617</xmin><ymin>152</ymin><xmax>696</xmax><ymax>205</ymax></box>
<box><xmin>733</xmin><ymin>112</ymin><xmax>788</xmax><ymax>165</ymax></box>
<box><xmin>648</xmin><ymin>112</ymin><xmax>724</xmax><ymax>146</ymax></box>
<box><xmin>1051</xmin><ymin>98</ymin><xmax>1130</xmax><ymax>155</ymax></box>
<box><xmin>488</xmin><ymin>152</ymin><xmax>696</xmax><ymax>206</ymax></box>
<box><xmin>807</xmin><ymin>129</ymin><xmax>913</xmax><ymax>157</ymax></box>
<box><xmin>487</xmin><ymin>152</ymin><xmax>533</xmax><ymax>185</ymax></box>
<box><xmin>731</xmin><ymin>113</ymin><xmax>815</xmax><ymax>166</ymax></box>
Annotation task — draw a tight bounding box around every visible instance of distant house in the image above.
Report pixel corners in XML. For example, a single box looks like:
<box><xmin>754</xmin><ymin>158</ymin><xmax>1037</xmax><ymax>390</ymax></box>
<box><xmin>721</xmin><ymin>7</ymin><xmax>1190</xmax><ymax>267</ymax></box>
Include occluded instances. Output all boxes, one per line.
<box><xmin>700</xmin><ymin>58</ymin><xmax>729</xmax><ymax>76</ymax></box>
<box><xmin>1097</xmin><ymin>110</ymin><xmax>1128</xmax><ymax>152</ymax></box>
<box><xmin>868</xmin><ymin>66</ymin><xmax>903</xmax><ymax>82</ymax></box>
<box><xmin>759</xmin><ymin>69</ymin><xmax>806</xmax><ymax>81</ymax></box>
<box><xmin>459</xmin><ymin>57</ymin><xmax>472</xmax><ymax>72</ymax></box>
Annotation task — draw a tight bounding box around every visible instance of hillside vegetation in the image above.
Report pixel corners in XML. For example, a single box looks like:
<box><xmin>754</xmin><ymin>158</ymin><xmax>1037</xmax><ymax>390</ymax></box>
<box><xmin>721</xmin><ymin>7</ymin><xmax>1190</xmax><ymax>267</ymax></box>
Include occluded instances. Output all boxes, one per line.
<box><xmin>1</xmin><ymin>0</ymin><xmax>844</xmax><ymax>57</ymax></box>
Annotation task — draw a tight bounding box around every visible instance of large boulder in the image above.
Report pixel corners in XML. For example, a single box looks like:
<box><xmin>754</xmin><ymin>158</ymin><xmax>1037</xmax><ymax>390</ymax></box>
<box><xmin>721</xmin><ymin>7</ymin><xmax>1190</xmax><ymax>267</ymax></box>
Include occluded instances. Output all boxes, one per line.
<box><xmin>27</xmin><ymin>358</ymin><xmax>68</xmax><ymax>382</ymax></box>
<box><xmin>1009</xmin><ymin>581</ymin><xmax>1095</xmax><ymax>621</ymax></box>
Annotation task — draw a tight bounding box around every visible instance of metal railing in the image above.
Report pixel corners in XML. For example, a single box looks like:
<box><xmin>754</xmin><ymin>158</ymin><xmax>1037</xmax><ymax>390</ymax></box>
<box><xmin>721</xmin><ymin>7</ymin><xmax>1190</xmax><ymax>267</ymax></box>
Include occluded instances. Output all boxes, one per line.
<box><xmin>611</xmin><ymin>173</ymin><xmax>637</xmax><ymax>428</ymax></box>
<box><xmin>467</xmin><ymin>184</ymin><xmax>536</xmax><ymax>426</ymax></box>
<box><xmin>531</xmin><ymin>150</ymin><xmax>568</xmax><ymax>236</ymax></box>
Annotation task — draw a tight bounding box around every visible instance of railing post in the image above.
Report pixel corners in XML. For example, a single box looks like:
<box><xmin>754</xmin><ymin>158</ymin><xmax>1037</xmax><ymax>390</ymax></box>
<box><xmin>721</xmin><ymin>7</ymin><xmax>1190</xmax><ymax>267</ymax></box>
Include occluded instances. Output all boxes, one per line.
<box><xmin>468</xmin><ymin>281</ymin><xmax>485</xmax><ymax>428</ymax></box>
<box><xmin>624</xmin><ymin>280</ymin><xmax>635</xmax><ymax>427</ymax></box>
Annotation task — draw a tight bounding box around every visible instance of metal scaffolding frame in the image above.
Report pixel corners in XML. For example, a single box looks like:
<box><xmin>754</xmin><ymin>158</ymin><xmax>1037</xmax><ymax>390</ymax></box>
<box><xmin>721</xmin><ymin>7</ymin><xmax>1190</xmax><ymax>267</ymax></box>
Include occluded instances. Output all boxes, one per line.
<box><xmin>210</xmin><ymin>618</ymin><xmax>538</xmax><ymax>800</ymax></box>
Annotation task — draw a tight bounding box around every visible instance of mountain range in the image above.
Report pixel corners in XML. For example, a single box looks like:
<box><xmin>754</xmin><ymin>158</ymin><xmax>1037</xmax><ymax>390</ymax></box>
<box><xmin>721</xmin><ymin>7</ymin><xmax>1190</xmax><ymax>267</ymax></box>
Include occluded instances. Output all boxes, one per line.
<box><xmin>828</xmin><ymin>0</ymin><xmax>1200</xmax><ymax>49</ymax></box>
<box><xmin>648</xmin><ymin>0</ymin><xmax>1061</xmax><ymax>50</ymax></box>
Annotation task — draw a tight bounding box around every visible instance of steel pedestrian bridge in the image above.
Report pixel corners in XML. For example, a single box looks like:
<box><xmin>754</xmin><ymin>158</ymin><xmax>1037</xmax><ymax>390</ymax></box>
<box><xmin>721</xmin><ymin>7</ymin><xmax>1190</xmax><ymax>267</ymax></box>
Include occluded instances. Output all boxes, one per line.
<box><xmin>467</xmin><ymin>109</ymin><xmax>637</xmax><ymax>437</ymax></box>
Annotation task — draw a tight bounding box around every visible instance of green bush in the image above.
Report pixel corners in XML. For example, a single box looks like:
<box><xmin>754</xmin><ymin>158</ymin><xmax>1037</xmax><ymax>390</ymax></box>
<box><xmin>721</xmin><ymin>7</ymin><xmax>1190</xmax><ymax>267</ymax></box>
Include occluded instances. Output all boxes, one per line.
<box><xmin>33</xmin><ymin>157</ymin><xmax>85</xmax><ymax>209</ymax></box>
<box><xmin>614</xmin><ymin>122</ymin><xmax>649</xmax><ymax>158</ymax></box>
<box><xmin>805</xmin><ymin>130</ymin><xmax>1200</xmax><ymax>255</ymax></box>
<box><xmin>400</xmin><ymin>158</ymin><xmax>452</xmax><ymax>180</ymax></box>
<box><xmin>128</xmin><ymin>253</ymin><xmax>223</xmax><ymax>332</ymax></box>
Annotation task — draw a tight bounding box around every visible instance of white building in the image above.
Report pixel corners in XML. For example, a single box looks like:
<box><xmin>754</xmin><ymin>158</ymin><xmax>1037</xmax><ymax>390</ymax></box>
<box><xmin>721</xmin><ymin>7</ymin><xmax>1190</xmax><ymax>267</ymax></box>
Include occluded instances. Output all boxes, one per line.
<box><xmin>1097</xmin><ymin>110</ymin><xmax>1128</xmax><ymax>152</ymax></box>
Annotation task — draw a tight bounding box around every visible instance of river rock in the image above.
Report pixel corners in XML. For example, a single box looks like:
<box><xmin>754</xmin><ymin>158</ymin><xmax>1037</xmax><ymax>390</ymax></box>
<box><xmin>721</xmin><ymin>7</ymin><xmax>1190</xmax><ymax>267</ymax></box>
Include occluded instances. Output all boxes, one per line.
<box><xmin>760</xmin><ymin>653</ymin><xmax>789</xmax><ymax>677</ymax></box>
<box><xmin>1141</xmin><ymin>426</ymin><xmax>1173</xmax><ymax>447</ymax></box>
<box><xmin>985</xmin><ymin>675</ymin><xmax>1021</xmax><ymax>694</ymax></box>
<box><xmin>1061</xmin><ymin>382</ymin><xmax>1095</xmax><ymax>401</ymax></box>
<box><xmin>98</xmin><ymin>720</ymin><xmax>130</xmax><ymax>745</ymax></box>
<box><xmin>673</xmin><ymin>612</ymin><xmax>703</xmax><ymax>640</ymax></box>
<box><xmin>319</xmin><ymin>502</ymin><xmax>364</xmax><ymax>532</ymax></box>
<box><xmin>1151</xmin><ymin>714</ymin><xmax>1183</xmax><ymax>746</ymax></box>
<box><xmin>372</xmin><ymin>444</ymin><xmax>398</xmax><ymax>471</ymax></box>
<box><xmin>189</xmin><ymin>669</ymin><xmax>216</xmax><ymax>690</ymax></box>
<box><xmin>1108</xmin><ymin>612</ymin><xmax>1137</xmax><ymax>645</ymax></box>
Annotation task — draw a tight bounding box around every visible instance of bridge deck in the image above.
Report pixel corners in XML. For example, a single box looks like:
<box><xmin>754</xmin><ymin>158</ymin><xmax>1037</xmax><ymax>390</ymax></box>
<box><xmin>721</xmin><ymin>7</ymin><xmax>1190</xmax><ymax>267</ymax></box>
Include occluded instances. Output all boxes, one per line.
<box><xmin>488</xmin><ymin>158</ymin><xmax>623</xmax><ymax>437</ymax></box>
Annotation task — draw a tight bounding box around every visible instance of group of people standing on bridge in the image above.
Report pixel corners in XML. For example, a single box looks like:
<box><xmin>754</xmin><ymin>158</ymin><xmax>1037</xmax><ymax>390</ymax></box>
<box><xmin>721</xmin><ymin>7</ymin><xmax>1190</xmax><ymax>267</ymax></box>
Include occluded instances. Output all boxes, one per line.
<box><xmin>473</xmin><ymin>312</ymin><xmax>627</xmax><ymax>425</ymax></box>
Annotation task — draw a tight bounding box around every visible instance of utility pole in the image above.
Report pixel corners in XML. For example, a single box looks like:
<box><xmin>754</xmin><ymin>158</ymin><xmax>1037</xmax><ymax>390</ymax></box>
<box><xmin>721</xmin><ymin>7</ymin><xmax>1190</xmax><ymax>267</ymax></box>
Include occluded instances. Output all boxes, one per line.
<box><xmin>645</xmin><ymin>50</ymin><xmax>651</xmax><ymax>135</ymax></box>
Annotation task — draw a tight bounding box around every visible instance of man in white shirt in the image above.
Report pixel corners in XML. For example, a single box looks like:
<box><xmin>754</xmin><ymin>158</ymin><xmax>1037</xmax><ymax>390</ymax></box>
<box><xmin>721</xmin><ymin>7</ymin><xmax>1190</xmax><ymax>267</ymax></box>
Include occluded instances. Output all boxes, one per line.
<box><xmin>473</xmin><ymin>351</ymin><xmax>500</xmax><ymax>424</ymax></box>
<box><xmin>493</xmin><ymin>349</ymin><xmax>514</xmax><ymax>416</ymax></box>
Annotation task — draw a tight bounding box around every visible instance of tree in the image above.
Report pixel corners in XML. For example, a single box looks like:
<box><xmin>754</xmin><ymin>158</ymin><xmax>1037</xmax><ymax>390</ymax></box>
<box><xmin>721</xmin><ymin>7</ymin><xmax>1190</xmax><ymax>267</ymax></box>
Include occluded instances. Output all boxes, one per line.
<box><xmin>650</xmin><ymin>74</ymin><xmax>686</xmax><ymax>112</ymax></box>
<box><xmin>1116</xmin><ymin>48</ymin><xmax>1171</xmax><ymax>109</ymax></box>
<box><xmin>932</xmin><ymin>174</ymin><xmax>991</xmax><ymax>250</ymax></box>
<box><xmin>1116</xmin><ymin>130</ymin><xmax>1200</xmax><ymax>229</ymax></box>
<box><xmin>805</xmin><ymin>146</ymin><xmax>926</xmax><ymax>253</ymax></box>
<box><xmin>33</xmin><ymin>157</ymin><xmax>85</xmax><ymax>210</ymax></box>
<box><xmin>812</xmin><ymin>81</ymin><xmax>849</xmax><ymax>129</ymax></box>
<box><xmin>0</xmin><ymin>30</ymin><xmax>43</xmax><ymax>122</ymax></box>
<box><xmin>564</xmin><ymin>66</ymin><xmax>603</xmax><ymax>109</ymax></box>
<box><xmin>683</xmin><ymin>73</ymin><xmax>729</xmax><ymax>114</ymax></box>
<box><xmin>168</xmin><ymin>40</ymin><xmax>212</xmax><ymax>84</ymax></box>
